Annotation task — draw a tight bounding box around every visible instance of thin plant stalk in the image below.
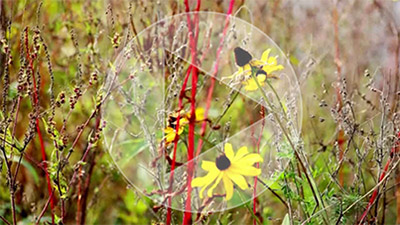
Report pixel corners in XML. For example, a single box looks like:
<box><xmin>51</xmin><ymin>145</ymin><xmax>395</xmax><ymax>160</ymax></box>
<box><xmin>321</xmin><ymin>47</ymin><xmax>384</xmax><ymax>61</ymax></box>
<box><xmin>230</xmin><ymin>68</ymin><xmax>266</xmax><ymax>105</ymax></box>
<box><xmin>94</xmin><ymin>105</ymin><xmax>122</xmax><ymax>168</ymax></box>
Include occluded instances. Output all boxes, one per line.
<box><xmin>249</xmin><ymin>67</ymin><xmax>329</xmax><ymax>224</ymax></box>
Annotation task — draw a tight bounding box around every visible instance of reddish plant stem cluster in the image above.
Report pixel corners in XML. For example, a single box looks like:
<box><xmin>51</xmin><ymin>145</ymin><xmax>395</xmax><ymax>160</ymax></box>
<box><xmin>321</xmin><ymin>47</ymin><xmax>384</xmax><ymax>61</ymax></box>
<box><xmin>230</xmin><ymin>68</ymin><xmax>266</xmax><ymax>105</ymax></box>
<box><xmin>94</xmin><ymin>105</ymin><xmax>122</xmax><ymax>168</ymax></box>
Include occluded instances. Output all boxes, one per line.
<box><xmin>167</xmin><ymin>1</ymin><xmax>236</xmax><ymax>224</ymax></box>
<box><xmin>195</xmin><ymin>0</ymin><xmax>236</xmax><ymax>158</ymax></box>
<box><xmin>166</xmin><ymin>65</ymin><xmax>193</xmax><ymax>225</ymax></box>
<box><xmin>358</xmin><ymin>131</ymin><xmax>400</xmax><ymax>224</ymax></box>
<box><xmin>182</xmin><ymin>0</ymin><xmax>202</xmax><ymax>223</ymax></box>
<box><xmin>24</xmin><ymin>27</ymin><xmax>55</xmax><ymax>223</ymax></box>
<box><xmin>76</xmin><ymin>113</ymin><xmax>102</xmax><ymax>224</ymax></box>
<box><xmin>165</xmin><ymin>1</ymin><xmax>202</xmax><ymax>224</ymax></box>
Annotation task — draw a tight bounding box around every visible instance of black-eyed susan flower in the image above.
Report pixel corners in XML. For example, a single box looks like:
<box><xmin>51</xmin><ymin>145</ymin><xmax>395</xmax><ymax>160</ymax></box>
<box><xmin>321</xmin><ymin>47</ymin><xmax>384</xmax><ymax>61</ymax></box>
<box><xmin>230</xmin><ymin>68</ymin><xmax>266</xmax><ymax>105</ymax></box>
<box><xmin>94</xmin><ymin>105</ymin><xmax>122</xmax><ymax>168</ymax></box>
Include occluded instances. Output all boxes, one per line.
<box><xmin>191</xmin><ymin>143</ymin><xmax>263</xmax><ymax>200</ymax></box>
<box><xmin>163</xmin><ymin>108</ymin><xmax>205</xmax><ymax>144</ymax></box>
<box><xmin>230</xmin><ymin>47</ymin><xmax>284</xmax><ymax>91</ymax></box>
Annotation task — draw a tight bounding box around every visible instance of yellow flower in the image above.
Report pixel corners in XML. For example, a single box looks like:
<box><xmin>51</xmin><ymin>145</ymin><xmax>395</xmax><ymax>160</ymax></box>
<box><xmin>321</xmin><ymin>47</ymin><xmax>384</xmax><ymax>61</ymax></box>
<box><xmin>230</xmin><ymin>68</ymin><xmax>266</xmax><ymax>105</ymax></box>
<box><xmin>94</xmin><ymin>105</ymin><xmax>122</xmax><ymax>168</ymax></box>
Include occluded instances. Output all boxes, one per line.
<box><xmin>230</xmin><ymin>48</ymin><xmax>284</xmax><ymax>91</ymax></box>
<box><xmin>164</xmin><ymin>126</ymin><xmax>184</xmax><ymax>143</ymax></box>
<box><xmin>163</xmin><ymin>108</ymin><xmax>205</xmax><ymax>144</ymax></box>
<box><xmin>191</xmin><ymin>143</ymin><xmax>263</xmax><ymax>200</ymax></box>
<box><xmin>186</xmin><ymin>107</ymin><xmax>205</xmax><ymax>122</ymax></box>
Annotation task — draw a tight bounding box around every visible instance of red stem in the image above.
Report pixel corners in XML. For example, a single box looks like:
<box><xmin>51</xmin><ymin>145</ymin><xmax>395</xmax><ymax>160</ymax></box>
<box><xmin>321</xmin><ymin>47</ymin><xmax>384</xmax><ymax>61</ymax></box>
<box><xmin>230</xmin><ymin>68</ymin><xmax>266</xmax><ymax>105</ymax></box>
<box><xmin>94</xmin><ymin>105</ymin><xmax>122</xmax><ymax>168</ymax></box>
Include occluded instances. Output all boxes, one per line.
<box><xmin>182</xmin><ymin>0</ymin><xmax>202</xmax><ymax>223</ymax></box>
<box><xmin>358</xmin><ymin>131</ymin><xmax>400</xmax><ymax>224</ymax></box>
<box><xmin>183</xmin><ymin>1</ymin><xmax>236</xmax><ymax>223</ymax></box>
<box><xmin>35</xmin><ymin>188</ymin><xmax>55</xmax><ymax>225</ymax></box>
<box><xmin>25</xmin><ymin>28</ymin><xmax>55</xmax><ymax>223</ymax></box>
<box><xmin>253</xmin><ymin>107</ymin><xmax>265</xmax><ymax>225</ymax></box>
<box><xmin>332</xmin><ymin>5</ymin><xmax>346</xmax><ymax>187</ymax></box>
<box><xmin>194</xmin><ymin>0</ymin><xmax>235</xmax><ymax>158</ymax></box>
<box><xmin>166</xmin><ymin>65</ymin><xmax>192</xmax><ymax>225</ymax></box>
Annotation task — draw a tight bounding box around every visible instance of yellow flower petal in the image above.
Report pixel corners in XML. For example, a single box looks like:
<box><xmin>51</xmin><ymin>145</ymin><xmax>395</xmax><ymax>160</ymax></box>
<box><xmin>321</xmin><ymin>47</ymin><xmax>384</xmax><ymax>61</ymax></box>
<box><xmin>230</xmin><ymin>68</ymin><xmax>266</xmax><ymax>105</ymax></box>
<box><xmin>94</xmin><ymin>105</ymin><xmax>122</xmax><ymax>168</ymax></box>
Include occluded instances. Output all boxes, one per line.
<box><xmin>183</xmin><ymin>107</ymin><xmax>205</xmax><ymax>122</ymax></box>
<box><xmin>191</xmin><ymin>168</ymin><xmax>220</xmax><ymax>199</ymax></box>
<box><xmin>201</xmin><ymin>160</ymin><xmax>217</xmax><ymax>172</ymax></box>
<box><xmin>165</xmin><ymin>132</ymin><xmax>176</xmax><ymax>143</ymax></box>
<box><xmin>226</xmin><ymin>170</ymin><xmax>249</xmax><ymax>190</ymax></box>
<box><xmin>224</xmin><ymin>143</ymin><xmax>234</xmax><ymax>161</ymax></box>
<box><xmin>195</xmin><ymin>107</ymin><xmax>205</xmax><ymax>121</ymax></box>
<box><xmin>265</xmin><ymin>65</ymin><xmax>284</xmax><ymax>74</ymax></box>
<box><xmin>207</xmin><ymin>173</ymin><xmax>223</xmax><ymax>197</ymax></box>
<box><xmin>230</xmin><ymin>48</ymin><xmax>284</xmax><ymax>93</ymax></box>
<box><xmin>250</xmin><ymin>59</ymin><xmax>264</xmax><ymax>67</ymax></box>
<box><xmin>233</xmin><ymin>146</ymin><xmax>249</xmax><ymax>162</ymax></box>
<box><xmin>192</xmin><ymin>143</ymin><xmax>263</xmax><ymax>201</ymax></box>
<box><xmin>164</xmin><ymin>127</ymin><xmax>176</xmax><ymax>142</ymax></box>
<box><xmin>164</xmin><ymin>126</ymin><xmax>184</xmax><ymax>143</ymax></box>
<box><xmin>261</xmin><ymin>49</ymin><xmax>272</xmax><ymax>62</ymax></box>
<box><xmin>222</xmin><ymin>173</ymin><xmax>234</xmax><ymax>200</ymax></box>
<box><xmin>236</xmin><ymin>153</ymin><xmax>264</xmax><ymax>166</ymax></box>
<box><xmin>243</xmin><ymin>64</ymin><xmax>251</xmax><ymax>72</ymax></box>
<box><xmin>267</xmin><ymin>56</ymin><xmax>278</xmax><ymax>65</ymax></box>
<box><xmin>257</xmin><ymin>74</ymin><xmax>266</xmax><ymax>82</ymax></box>
<box><xmin>190</xmin><ymin>177</ymin><xmax>204</xmax><ymax>187</ymax></box>
<box><xmin>243</xmin><ymin>79</ymin><xmax>263</xmax><ymax>91</ymax></box>
<box><xmin>191</xmin><ymin>168</ymin><xmax>219</xmax><ymax>187</ymax></box>
<box><xmin>180</xmin><ymin>117</ymin><xmax>189</xmax><ymax>125</ymax></box>
<box><xmin>164</xmin><ymin>127</ymin><xmax>173</xmax><ymax>133</ymax></box>
<box><xmin>230</xmin><ymin>165</ymin><xmax>261</xmax><ymax>176</ymax></box>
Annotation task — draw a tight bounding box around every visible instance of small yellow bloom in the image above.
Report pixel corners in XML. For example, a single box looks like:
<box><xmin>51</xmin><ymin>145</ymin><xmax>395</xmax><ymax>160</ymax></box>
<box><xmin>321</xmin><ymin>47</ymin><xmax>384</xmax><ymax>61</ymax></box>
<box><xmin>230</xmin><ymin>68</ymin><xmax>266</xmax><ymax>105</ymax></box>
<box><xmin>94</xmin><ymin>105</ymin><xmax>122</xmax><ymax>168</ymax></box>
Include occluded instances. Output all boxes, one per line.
<box><xmin>191</xmin><ymin>143</ymin><xmax>263</xmax><ymax>200</ymax></box>
<box><xmin>230</xmin><ymin>48</ymin><xmax>284</xmax><ymax>91</ymax></box>
<box><xmin>164</xmin><ymin>126</ymin><xmax>184</xmax><ymax>143</ymax></box>
<box><xmin>242</xmin><ymin>74</ymin><xmax>267</xmax><ymax>91</ymax></box>
<box><xmin>185</xmin><ymin>107</ymin><xmax>205</xmax><ymax>122</ymax></box>
<box><xmin>163</xmin><ymin>107</ymin><xmax>205</xmax><ymax>144</ymax></box>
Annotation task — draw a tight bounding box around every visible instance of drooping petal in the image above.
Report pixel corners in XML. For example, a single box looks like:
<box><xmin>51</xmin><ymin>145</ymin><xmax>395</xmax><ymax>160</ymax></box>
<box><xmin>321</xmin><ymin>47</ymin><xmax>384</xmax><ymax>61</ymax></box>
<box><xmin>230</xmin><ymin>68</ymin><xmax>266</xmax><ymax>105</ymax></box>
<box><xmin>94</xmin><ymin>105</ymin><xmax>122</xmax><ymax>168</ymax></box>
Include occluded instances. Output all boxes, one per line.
<box><xmin>243</xmin><ymin>78</ymin><xmax>263</xmax><ymax>91</ymax></box>
<box><xmin>224</xmin><ymin>143</ymin><xmax>235</xmax><ymax>161</ymax></box>
<box><xmin>261</xmin><ymin>49</ymin><xmax>272</xmax><ymax>62</ymax></box>
<box><xmin>230</xmin><ymin>164</ymin><xmax>261</xmax><ymax>176</ymax></box>
<box><xmin>166</xmin><ymin>134</ymin><xmax>175</xmax><ymax>143</ymax></box>
<box><xmin>207</xmin><ymin>173</ymin><xmax>223</xmax><ymax>197</ymax></box>
<box><xmin>164</xmin><ymin>127</ymin><xmax>173</xmax><ymax>133</ymax></box>
<box><xmin>222</xmin><ymin>173</ymin><xmax>234</xmax><ymax>200</ymax></box>
<box><xmin>236</xmin><ymin>153</ymin><xmax>264</xmax><ymax>166</ymax></box>
<box><xmin>233</xmin><ymin>146</ymin><xmax>249</xmax><ymax>162</ymax></box>
<box><xmin>191</xmin><ymin>167</ymin><xmax>220</xmax><ymax>187</ymax></box>
<box><xmin>226</xmin><ymin>170</ymin><xmax>249</xmax><ymax>190</ymax></box>
<box><xmin>164</xmin><ymin>127</ymin><xmax>176</xmax><ymax>142</ymax></box>
<box><xmin>165</xmin><ymin>132</ymin><xmax>176</xmax><ymax>143</ymax></box>
<box><xmin>191</xmin><ymin>168</ymin><xmax>220</xmax><ymax>199</ymax></box>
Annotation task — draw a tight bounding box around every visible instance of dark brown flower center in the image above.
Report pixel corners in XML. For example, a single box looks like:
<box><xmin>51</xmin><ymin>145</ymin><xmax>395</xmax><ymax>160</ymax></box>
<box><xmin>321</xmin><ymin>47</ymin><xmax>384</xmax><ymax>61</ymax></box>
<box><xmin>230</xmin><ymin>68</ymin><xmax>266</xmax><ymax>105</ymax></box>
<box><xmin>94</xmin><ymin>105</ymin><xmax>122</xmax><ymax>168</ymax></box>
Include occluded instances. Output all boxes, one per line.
<box><xmin>256</xmin><ymin>69</ymin><xmax>267</xmax><ymax>76</ymax></box>
<box><xmin>216</xmin><ymin>154</ymin><xmax>231</xmax><ymax>170</ymax></box>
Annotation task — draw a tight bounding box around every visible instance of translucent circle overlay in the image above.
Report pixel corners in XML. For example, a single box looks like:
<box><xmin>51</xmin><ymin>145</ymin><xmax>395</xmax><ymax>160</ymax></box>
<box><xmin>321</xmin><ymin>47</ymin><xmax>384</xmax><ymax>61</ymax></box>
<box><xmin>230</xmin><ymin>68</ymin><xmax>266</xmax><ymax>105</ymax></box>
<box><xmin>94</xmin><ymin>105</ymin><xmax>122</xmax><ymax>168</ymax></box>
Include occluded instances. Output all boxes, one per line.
<box><xmin>103</xmin><ymin>12</ymin><xmax>302</xmax><ymax>213</ymax></box>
